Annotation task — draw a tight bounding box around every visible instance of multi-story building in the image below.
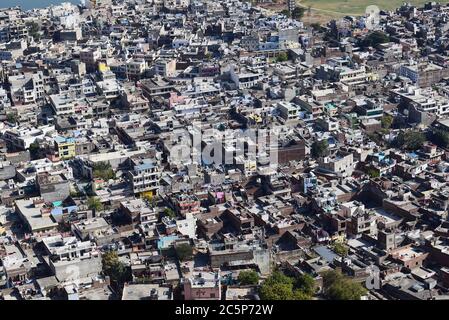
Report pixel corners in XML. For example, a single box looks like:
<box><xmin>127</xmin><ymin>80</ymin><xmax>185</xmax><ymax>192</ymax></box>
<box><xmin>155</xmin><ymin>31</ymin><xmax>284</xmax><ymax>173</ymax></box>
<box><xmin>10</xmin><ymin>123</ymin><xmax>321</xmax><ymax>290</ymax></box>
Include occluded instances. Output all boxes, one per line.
<box><xmin>128</xmin><ymin>158</ymin><xmax>161</xmax><ymax>197</ymax></box>
<box><xmin>54</xmin><ymin>136</ymin><xmax>76</xmax><ymax>160</ymax></box>
<box><xmin>8</xmin><ymin>71</ymin><xmax>44</xmax><ymax>105</ymax></box>
<box><xmin>184</xmin><ymin>271</ymin><xmax>221</xmax><ymax>300</ymax></box>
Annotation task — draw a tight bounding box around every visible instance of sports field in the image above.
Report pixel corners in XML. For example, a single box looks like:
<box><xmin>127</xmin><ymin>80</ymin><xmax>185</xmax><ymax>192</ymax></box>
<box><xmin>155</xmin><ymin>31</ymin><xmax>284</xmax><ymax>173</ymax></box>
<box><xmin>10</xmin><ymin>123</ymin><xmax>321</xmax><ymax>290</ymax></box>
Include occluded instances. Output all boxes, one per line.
<box><xmin>299</xmin><ymin>0</ymin><xmax>447</xmax><ymax>16</ymax></box>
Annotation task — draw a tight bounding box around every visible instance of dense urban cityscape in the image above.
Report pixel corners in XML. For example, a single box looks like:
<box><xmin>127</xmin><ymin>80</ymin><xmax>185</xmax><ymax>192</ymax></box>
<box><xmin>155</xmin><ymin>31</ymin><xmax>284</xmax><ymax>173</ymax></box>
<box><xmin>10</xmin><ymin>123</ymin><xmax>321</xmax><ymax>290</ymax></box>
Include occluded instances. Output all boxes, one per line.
<box><xmin>1</xmin><ymin>0</ymin><xmax>449</xmax><ymax>301</ymax></box>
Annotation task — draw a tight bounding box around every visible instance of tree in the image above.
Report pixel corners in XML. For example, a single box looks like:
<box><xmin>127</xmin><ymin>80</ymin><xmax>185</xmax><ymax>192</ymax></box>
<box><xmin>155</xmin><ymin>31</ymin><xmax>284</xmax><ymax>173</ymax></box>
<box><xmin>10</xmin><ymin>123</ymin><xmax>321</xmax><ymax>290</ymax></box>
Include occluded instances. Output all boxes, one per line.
<box><xmin>295</xmin><ymin>273</ymin><xmax>316</xmax><ymax>296</ymax></box>
<box><xmin>238</xmin><ymin>270</ymin><xmax>260</xmax><ymax>285</ymax></box>
<box><xmin>311</xmin><ymin>140</ymin><xmax>329</xmax><ymax>158</ymax></box>
<box><xmin>311</xmin><ymin>23</ymin><xmax>322</xmax><ymax>31</ymax></box>
<box><xmin>381</xmin><ymin>115</ymin><xmax>393</xmax><ymax>129</ymax></box>
<box><xmin>102</xmin><ymin>251</ymin><xmax>131</xmax><ymax>291</ymax></box>
<box><xmin>332</xmin><ymin>242</ymin><xmax>349</xmax><ymax>257</ymax></box>
<box><xmin>367</xmin><ymin>132</ymin><xmax>382</xmax><ymax>145</ymax></box>
<box><xmin>280</xmin><ymin>9</ymin><xmax>291</xmax><ymax>18</ymax></box>
<box><xmin>277</xmin><ymin>52</ymin><xmax>288</xmax><ymax>62</ymax></box>
<box><xmin>163</xmin><ymin>208</ymin><xmax>176</xmax><ymax>219</ymax></box>
<box><xmin>175</xmin><ymin>243</ymin><xmax>193</xmax><ymax>261</ymax></box>
<box><xmin>29</xmin><ymin>141</ymin><xmax>40</xmax><ymax>159</ymax></box>
<box><xmin>259</xmin><ymin>281</ymin><xmax>297</xmax><ymax>300</ymax></box>
<box><xmin>321</xmin><ymin>270</ymin><xmax>367</xmax><ymax>300</ymax></box>
<box><xmin>395</xmin><ymin>131</ymin><xmax>426</xmax><ymax>151</ymax></box>
<box><xmin>259</xmin><ymin>271</ymin><xmax>313</xmax><ymax>300</ymax></box>
<box><xmin>291</xmin><ymin>7</ymin><xmax>305</xmax><ymax>21</ymax></box>
<box><xmin>205</xmin><ymin>52</ymin><xmax>213</xmax><ymax>60</ymax></box>
<box><xmin>92</xmin><ymin>161</ymin><xmax>116</xmax><ymax>181</ymax></box>
<box><xmin>87</xmin><ymin>196</ymin><xmax>103</xmax><ymax>212</ymax></box>
<box><xmin>366</xmin><ymin>168</ymin><xmax>380</xmax><ymax>178</ymax></box>
<box><xmin>133</xmin><ymin>276</ymin><xmax>153</xmax><ymax>284</ymax></box>
<box><xmin>143</xmin><ymin>194</ymin><xmax>157</xmax><ymax>208</ymax></box>
<box><xmin>431</xmin><ymin>129</ymin><xmax>449</xmax><ymax>148</ymax></box>
<box><xmin>6</xmin><ymin>113</ymin><xmax>17</xmax><ymax>123</ymax></box>
<box><xmin>361</xmin><ymin>31</ymin><xmax>389</xmax><ymax>48</ymax></box>
<box><xmin>26</xmin><ymin>21</ymin><xmax>40</xmax><ymax>41</ymax></box>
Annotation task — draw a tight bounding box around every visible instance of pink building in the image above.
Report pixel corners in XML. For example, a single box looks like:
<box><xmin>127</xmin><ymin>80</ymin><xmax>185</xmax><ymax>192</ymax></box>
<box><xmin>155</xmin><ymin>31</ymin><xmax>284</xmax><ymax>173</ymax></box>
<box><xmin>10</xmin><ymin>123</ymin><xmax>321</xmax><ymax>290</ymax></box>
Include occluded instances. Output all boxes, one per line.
<box><xmin>184</xmin><ymin>271</ymin><xmax>221</xmax><ymax>300</ymax></box>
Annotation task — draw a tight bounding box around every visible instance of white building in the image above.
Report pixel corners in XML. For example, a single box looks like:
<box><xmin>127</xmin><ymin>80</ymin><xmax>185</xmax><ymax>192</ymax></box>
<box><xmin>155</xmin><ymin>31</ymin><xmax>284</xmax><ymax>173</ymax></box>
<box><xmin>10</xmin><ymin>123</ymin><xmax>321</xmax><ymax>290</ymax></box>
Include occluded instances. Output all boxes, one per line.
<box><xmin>229</xmin><ymin>66</ymin><xmax>263</xmax><ymax>89</ymax></box>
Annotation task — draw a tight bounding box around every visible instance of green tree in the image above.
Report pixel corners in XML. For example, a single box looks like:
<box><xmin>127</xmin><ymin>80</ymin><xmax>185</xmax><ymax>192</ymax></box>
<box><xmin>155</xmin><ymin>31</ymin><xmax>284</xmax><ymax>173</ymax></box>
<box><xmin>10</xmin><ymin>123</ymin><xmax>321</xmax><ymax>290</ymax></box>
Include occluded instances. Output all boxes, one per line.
<box><xmin>292</xmin><ymin>290</ymin><xmax>312</xmax><ymax>300</ymax></box>
<box><xmin>29</xmin><ymin>141</ymin><xmax>40</xmax><ymax>159</ymax></box>
<box><xmin>362</xmin><ymin>31</ymin><xmax>389</xmax><ymax>48</ymax></box>
<box><xmin>277</xmin><ymin>52</ymin><xmax>288</xmax><ymax>62</ymax></box>
<box><xmin>238</xmin><ymin>270</ymin><xmax>260</xmax><ymax>285</ymax></box>
<box><xmin>280</xmin><ymin>9</ymin><xmax>291</xmax><ymax>18</ymax></box>
<box><xmin>6</xmin><ymin>113</ymin><xmax>17</xmax><ymax>123</ymax></box>
<box><xmin>92</xmin><ymin>161</ymin><xmax>116</xmax><ymax>181</ymax></box>
<box><xmin>143</xmin><ymin>194</ymin><xmax>157</xmax><ymax>208</ymax></box>
<box><xmin>26</xmin><ymin>21</ymin><xmax>41</xmax><ymax>41</ymax></box>
<box><xmin>367</xmin><ymin>132</ymin><xmax>382</xmax><ymax>145</ymax></box>
<box><xmin>205</xmin><ymin>52</ymin><xmax>213</xmax><ymax>60</ymax></box>
<box><xmin>102</xmin><ymin>251</ymin><xmax>131</xmax><ymax>290</ymax></box>
<box><xmin>366</xmin><ymin>168</ymin><xmax>380</xmax><ymax>178</ymax></box>
<box><xmin>291</xmin><ymin>7</ymin><xmax>305</xmax><ymax>21</ymax></box>
<box><xmin>295</xmin><ymin>273</ymin><xmax>316</xmax><ymax>296</ymax></box>
<box><xmin>321</xmin><ymin>270</ymin><xmax>367</xmax><ymax>300</ymax></box>
<box><xmin>133</xmin><ymin>276</ymin><xmax>153</xmax><ymax>284</ymax></box>
<box><xmin>395</xmin><ymin>131</ymin><xmax>426</xmax><ymax>151</ymax></box>
<box><xmin>259</xmin><ymin>281</ymin><xmax>296</xmax><ymax>300</ymax></box>
<box><xmin>381</xmin><ymin>115</ymin><xmax>393</xmax><ymax>129</ymax></box>
<box><xmin>311</xmin><ymin>140</ymin><xmax>329</xmax><ymax>158</ymax></box>
<box><xmin>163</xmin><ymin>208</ymin><xmax>176</xmax><ymax>219</ymax></box>
<box><xmin>259</xmin><ymin>271</ymin><xmax>313</xmax><ymax>300</ymax></box>
<box><xmin>332</xmin><ymin>242</ymin><xmax>349</xmax><ymax>257</ymax></box>
<box><xmin>87</xmin><ymin>196</ymin><xmax>103</xmax><ymax>212</ymax></box>
<box><xmin>311</xmin><ymin>23</ymin><xmax>322</xmax><ymax>31</ymax></box>
<box><xmin>175</xmin><ymin>243</ymin><xmax>193</xmax><ymax>261</ymax></box>
<box><xmin>431</xmin><ymin>129</ymin><xmax>449</xmax><ymax>148</ymax></box>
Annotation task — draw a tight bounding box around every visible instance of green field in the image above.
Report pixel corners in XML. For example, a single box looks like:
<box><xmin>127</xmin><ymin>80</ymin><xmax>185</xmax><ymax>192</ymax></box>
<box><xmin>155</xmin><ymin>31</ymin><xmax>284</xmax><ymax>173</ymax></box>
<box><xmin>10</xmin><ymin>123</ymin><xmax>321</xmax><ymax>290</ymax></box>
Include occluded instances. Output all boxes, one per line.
<box><xmin>299</xmin><ymin>0</ymin><xmax>449</xmax><ymax>16</ymax></box>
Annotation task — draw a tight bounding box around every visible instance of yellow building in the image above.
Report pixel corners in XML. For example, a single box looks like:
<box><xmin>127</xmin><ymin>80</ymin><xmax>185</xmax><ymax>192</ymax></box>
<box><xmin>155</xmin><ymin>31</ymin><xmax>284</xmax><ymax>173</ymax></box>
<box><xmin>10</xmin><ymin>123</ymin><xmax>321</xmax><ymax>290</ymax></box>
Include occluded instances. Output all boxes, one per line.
<box><xmin>55</xmin><ymin>136</ymin><xmax>76</xmax><ymax>160</ymax></box>
<box><xmin>98</xmin><ymin>62</ymin><xmax>110</xmax><ymax>73</ymax></box>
